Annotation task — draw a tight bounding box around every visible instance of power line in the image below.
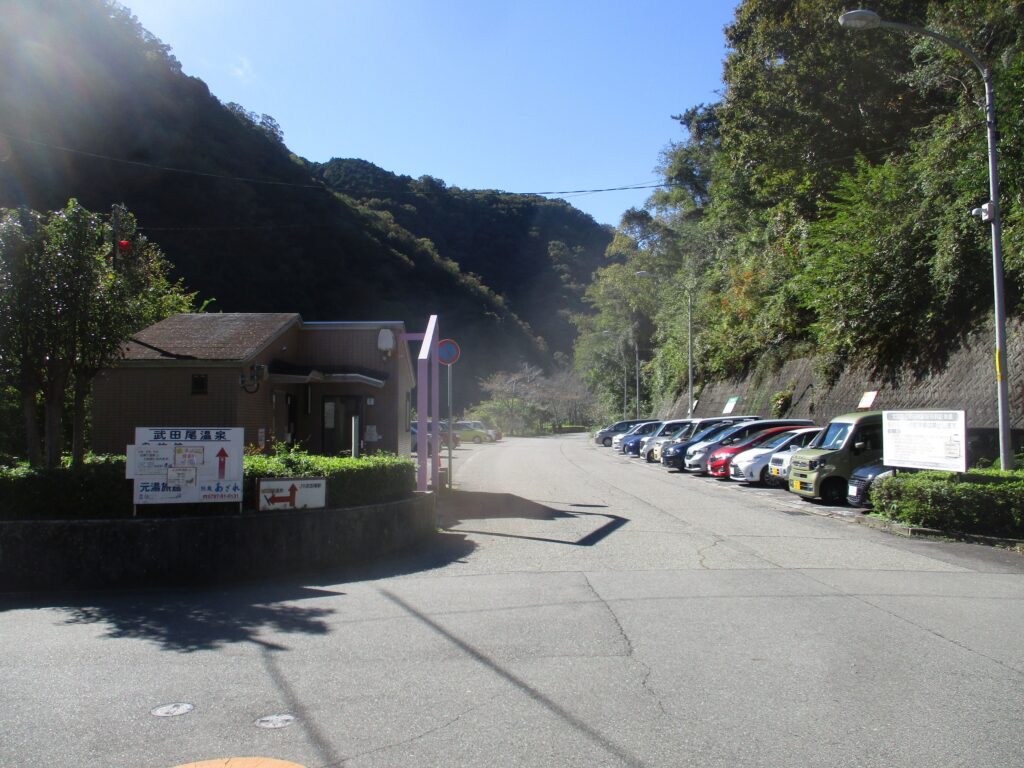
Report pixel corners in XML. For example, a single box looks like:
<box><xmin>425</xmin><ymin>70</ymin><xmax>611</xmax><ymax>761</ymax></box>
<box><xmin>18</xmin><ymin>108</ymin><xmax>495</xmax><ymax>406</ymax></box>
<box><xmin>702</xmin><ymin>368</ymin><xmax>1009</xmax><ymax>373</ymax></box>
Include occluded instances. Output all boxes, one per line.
<box><xmin>0</xmin><ymin>131</ymin><xmax>324</xmax><ymax>189</ymax></box>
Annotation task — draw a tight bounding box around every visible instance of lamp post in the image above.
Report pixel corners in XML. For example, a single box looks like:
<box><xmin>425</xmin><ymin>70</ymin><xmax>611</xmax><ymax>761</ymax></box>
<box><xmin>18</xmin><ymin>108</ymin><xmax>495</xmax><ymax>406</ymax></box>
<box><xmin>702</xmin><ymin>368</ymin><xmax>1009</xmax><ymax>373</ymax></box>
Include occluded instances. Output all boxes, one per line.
<box><xmin>636</xmin><ymin>270</ymin><xmax>694</xmax><ymax>418</ymax></box>
<box><xmin>839</xmin><ymin>9</ymin><xmax>1014</xmax><ymax>469</ymax></box>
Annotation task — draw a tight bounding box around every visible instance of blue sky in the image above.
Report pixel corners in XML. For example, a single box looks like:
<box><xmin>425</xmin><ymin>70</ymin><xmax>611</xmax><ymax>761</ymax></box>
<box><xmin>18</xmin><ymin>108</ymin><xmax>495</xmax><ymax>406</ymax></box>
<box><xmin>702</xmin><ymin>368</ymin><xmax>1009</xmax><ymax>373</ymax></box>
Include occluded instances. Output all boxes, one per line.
<box><xmin>125</xmin><ymin>1</ymin><xmax>739</xmax><ymax>226</ymax></box>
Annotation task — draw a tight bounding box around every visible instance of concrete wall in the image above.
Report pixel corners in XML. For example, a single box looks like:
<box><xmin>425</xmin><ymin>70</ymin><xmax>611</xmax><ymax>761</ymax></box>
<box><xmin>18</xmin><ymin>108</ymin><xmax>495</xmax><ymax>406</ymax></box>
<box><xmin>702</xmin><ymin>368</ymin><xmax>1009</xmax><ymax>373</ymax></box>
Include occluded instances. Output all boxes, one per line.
<box><xmin>0</xmin><ymin>493</ymin><xmax>435</xmax><ymax>592</ymax></box>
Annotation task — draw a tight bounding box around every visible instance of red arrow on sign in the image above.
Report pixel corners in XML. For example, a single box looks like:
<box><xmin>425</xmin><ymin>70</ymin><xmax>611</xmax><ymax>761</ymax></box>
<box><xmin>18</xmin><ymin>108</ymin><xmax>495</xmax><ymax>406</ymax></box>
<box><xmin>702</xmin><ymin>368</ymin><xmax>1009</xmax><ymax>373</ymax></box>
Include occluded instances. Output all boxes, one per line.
<box><xmin>217</xmin><ymin>447</ymin><xmax>228</xmax><ymax>480</ymax></box>
<box><xmin>264</xmin><ymin>483</ymin><xmax>298</xmax><ymax>507</ymax></box>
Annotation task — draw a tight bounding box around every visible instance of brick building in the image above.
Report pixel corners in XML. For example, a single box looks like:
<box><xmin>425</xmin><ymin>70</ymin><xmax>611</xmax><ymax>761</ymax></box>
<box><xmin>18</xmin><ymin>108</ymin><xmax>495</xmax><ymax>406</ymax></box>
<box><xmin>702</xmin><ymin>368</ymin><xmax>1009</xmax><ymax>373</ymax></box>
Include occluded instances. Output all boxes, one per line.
<box><xmin>92</xmin><ymin>313</ymin><xmax>414</xmax><ymax>456</ymax></box>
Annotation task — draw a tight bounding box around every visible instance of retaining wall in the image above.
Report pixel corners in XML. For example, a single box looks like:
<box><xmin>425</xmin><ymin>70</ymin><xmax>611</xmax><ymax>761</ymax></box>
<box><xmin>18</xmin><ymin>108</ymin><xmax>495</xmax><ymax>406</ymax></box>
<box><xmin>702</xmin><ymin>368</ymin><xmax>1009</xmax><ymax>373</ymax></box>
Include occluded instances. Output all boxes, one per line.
<box><xmin>0</xmin><ymin>493</ymin><xmax>435</xmax><ymax>592</ymax></box>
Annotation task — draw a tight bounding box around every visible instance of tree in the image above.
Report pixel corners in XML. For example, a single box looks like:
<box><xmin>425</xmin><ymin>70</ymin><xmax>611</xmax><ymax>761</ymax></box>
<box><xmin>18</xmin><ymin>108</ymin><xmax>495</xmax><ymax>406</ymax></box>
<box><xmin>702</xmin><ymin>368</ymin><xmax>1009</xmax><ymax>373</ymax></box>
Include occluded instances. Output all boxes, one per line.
<box><xmin>0</xmin><ymin>200</ymin><xmax>196</xmax><ymax>467</ymax></box>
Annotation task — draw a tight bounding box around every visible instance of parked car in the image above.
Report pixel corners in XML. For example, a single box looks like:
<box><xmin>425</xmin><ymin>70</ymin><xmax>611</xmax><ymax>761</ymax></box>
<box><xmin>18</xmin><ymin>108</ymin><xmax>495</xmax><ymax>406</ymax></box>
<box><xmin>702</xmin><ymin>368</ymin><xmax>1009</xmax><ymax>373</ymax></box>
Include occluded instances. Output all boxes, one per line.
<box><xmin>661</xmin><ymin>421</ymin><xmax>752</xmax><ymax>470</ymax></box>
<box><xmin>638</xmin><ymin>419</ymin><xmax>693</xmax><ymax>462</ymax></box>
<box><xmin>767</xmin><ymin>443</ymin><xmax>802</xmax><ymax>485</ymax></box>
<box><xmin>789</xmin><ymin>411</ymin><xmax>883</xmax><ymax>504</ymax></box>
<box><xmin>658</xmin><ymin>416</ymin><xmax>761</xmax><ymax>466</ymax></box>
<box><xmin>594</xmin><ymin>419</ymin><xmax>652</xmax><ymax>447</ymax></box>
<box><xmin>730</xmin><ymin>427</ymin><xmax>822</xmax><ymax>486</ymax></box>
<box><xmin>464</xmin><ymin>420</ymin><xmax>496</xmax><ymax>442</ymax></box>
<box><xmin>612</xmin><ymin>420</ymin><xmax>660</xmax><ymax>451</ymax></box>
<box><xmin>684</xmin><ymin>419</ymin><xmax>815</xmax><ymax>474</ymax></box>
<box><xmin>846</xmin><ymin>459</ymin><xmax>898</xmax><ymax>508</ymax></box>
<box><xmin>410</xmin><ymin>423</ymin><xmax>460</xmax><ymax>453</ymax></box>
<box><xmin>706</xmin><ymin>426</ymin><xmax>804</xmax><ymax>478</ymax></box>
<box><xmin>452</xmin><ymin>420</ymin><xmax>490</xmax><ymax>444</ymax></box>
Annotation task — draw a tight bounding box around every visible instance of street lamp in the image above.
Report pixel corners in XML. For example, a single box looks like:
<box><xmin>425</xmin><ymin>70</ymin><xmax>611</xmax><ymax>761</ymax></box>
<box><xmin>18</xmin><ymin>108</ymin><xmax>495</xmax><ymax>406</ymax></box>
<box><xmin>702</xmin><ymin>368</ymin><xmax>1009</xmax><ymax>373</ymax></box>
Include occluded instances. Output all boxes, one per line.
<box><xmin>636</xmin><ymin>270</ymin><xmax>694</xmax><ymax>418</ymax></box>
<box><xmin>839</xmin><ymin>9</ymin><xmax>1014</xmax><ymax>469</ymax></box>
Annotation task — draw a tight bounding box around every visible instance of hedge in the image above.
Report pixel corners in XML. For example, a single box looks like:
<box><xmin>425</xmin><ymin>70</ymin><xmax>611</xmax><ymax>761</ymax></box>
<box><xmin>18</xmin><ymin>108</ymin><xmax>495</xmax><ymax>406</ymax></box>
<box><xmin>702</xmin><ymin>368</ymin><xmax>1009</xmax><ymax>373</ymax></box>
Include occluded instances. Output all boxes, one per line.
<box><xmin>871</xmin><ymin>469</ymin><xmax>1024</xmax><ymax>539</ymax></box>
<box><xmin>0</xmin><ymin>450</ymin><xmax>416</xmax><ymax>521</ymax></box>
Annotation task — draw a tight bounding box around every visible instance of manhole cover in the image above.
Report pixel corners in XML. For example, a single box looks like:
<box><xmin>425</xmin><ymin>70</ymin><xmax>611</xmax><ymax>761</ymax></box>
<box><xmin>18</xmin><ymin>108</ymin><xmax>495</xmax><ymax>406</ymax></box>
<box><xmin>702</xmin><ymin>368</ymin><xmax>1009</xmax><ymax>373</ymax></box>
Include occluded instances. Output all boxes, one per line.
<box><xmin>151</xmin><ymin>703</ymin><xmax>194</xmax><ymax>717</ymax></box>
<box><xmin>255</xmin><ymin>714</ymin><xmax>295</xmax><ymax>729</ymax></box>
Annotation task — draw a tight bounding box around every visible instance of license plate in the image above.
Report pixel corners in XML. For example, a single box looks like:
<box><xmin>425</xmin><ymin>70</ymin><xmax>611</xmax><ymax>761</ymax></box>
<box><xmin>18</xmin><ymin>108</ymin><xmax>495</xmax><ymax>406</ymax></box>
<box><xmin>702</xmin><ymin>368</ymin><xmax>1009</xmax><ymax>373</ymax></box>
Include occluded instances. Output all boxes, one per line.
<box><xmin>848</xmin><ymin>484</ymin><xmax>857</xmax><ymax>497</ymax></box>
<box><xmin>769</xmin><ymin>467</ymin><xmax>780</xmax><ymax>476</ymax></box>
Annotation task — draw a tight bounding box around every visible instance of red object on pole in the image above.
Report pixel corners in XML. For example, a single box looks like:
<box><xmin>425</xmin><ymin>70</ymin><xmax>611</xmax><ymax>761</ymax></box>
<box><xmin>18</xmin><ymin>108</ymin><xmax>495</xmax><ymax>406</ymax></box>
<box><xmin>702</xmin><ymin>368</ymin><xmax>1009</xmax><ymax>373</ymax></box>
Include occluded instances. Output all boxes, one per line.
<box><xmin>118</xmin><ymin>239</ymin><xmax>130</xmax><ymax>252</ymax></box>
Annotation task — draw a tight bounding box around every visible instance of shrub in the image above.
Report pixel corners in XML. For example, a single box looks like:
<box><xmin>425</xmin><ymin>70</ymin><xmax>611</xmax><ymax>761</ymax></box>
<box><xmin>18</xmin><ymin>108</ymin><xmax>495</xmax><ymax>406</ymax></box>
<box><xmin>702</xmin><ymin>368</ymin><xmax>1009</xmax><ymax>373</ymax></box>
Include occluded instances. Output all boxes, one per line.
<box><xmin>0</xmin><ymin>455</ymin><xmax>132</xmax><ymax>520</ymax></box>
<box><xmin>871</xmin><ymin>470</ymin><xmax>1024</xmax><ymax>539</ymax></box>
<box><xmin>244</xmin><ymin>447</ymin><xmax>415</xmax><ymax>508</ymax></box>
<box><xmin>0</xmin><ymin>449</ymin><xmax>416</xmax><ymax>520</ymax></box>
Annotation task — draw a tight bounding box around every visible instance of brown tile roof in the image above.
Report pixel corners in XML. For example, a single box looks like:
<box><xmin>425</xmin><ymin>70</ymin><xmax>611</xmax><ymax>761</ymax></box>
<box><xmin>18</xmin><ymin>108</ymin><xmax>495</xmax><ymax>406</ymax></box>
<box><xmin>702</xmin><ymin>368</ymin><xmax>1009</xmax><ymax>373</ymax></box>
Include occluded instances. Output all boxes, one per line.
<box><xmin>122</xmin><ymin>313</ymin><xmax>300</xmax><ymax>361</ymax></box>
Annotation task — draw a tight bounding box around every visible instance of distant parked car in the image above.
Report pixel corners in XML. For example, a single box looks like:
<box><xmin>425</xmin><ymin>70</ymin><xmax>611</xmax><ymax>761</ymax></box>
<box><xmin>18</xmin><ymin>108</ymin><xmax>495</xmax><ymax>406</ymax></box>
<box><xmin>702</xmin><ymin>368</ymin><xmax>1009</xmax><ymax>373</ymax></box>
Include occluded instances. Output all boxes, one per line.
<box><xmin>465</xmin><ymin>420</ymin><xmax>496</xmax><ymax>442</ymax></box>
<box><xmin>706</xmin><ymin>426</ymin><xmax>803</xmax><ymax>478</ymax></box>
<box><xmin>594</xmin><ymin>419</ymin><xmax>652</xmax><ymax>447</ymax></box>
<box><xmin>729</xmin><ymin>427</ymin><xmax>822</xmax><ymax>486</ymax></box>
<box><xmin>684</xmin><ymin>419</ymin><xmax>815</xmax><ymax>474</ymax></box>
<box><xmin>453</xmin><ymin>420</ymin><xmax>490</xmax><ymax>444</ymax></box>
<box><xmin>612</xmin><ymin>420</ymin><xmax>660</xmax><ymax>451</ymax></box>
<box><xmin>846</xmin><ymin>460</ymin><xmax>898</xmax><ymax>508</ymax></box>
<box><xmin>410</xmin><ymin>423</ymin><xmax>459</xmax><ymax>453</ymax></box>
<box><xmin>662</xmin><ymin>421</ymin><xmax>747</xmax><ymax>470</ymax></box>
<box><xmin>638</xmin><ymin>419</ymin><xmax>693</xmax><ymax>462</ymax></box>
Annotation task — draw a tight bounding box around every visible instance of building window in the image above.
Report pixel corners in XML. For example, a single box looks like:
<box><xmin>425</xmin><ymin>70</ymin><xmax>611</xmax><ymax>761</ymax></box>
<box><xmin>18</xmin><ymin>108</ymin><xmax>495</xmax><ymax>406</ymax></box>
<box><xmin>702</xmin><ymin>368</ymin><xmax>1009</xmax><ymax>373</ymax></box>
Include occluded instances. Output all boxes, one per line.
<box><xmin>191</xmin><ymin>374</ymin><xmax>208</xmax><ymax>395</ymax></box>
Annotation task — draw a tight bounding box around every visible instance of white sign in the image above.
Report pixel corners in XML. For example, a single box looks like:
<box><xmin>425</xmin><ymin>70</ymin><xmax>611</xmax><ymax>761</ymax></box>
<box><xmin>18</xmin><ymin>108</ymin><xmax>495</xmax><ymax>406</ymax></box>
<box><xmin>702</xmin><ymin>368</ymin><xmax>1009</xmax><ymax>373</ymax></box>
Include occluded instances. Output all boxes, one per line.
<box><xmin>883</xmin><ymin>410</ymin><xmax>967</xmax><ymax>473</ymax></box>
<box><xmin>722</xmin><ymin>396</ymin><xmax>739</xmax><ymax>415</ymax></box>
<box><xmin>258</xmin><ymin>477</ymin><xmax>327</xmax><ymax>511</ymax></box>
<box><xmin>858</xmin><ymin>390</ymin><xmax>878</xmax><ymax>409</ymax></box>
<box><xmin>131</xmin><ymin>427</ymin><xmax>244</xmax><ymax>504</ymax></box>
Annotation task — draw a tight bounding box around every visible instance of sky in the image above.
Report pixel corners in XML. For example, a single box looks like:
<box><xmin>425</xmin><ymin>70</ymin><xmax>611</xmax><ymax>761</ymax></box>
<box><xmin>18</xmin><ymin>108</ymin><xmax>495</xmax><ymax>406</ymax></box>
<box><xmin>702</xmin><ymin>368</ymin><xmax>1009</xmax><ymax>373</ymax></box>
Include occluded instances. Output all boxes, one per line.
<box><xmin>124</xmin><ymin>0</ymin><xmax>739</xmax><ymax>227</ymax></box>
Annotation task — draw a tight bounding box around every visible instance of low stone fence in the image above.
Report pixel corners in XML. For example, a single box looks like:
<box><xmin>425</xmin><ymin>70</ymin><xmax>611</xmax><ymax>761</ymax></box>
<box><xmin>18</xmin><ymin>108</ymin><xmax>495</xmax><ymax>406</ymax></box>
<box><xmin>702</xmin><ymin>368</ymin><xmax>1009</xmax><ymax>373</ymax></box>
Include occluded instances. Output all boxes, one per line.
<box><xmin>0</xmin><ymin>492</ymin><xmax>435</xmax><ymax>592</ymax></box>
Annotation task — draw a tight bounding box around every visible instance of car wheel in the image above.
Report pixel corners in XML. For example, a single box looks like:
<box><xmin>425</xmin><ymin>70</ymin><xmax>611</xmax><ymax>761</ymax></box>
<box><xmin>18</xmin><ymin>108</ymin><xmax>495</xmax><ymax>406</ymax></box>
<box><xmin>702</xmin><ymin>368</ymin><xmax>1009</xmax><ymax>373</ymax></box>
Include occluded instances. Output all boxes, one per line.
<box><xmin>760</xmin><ymin>466</ymin><xmax>777</xmax><ymax>487</ymax></box>
<box><xmin>473</xmin><ymin>436</ymin><xmax>482</xmax><ymax>444</ymax></box>
<box><xmin>645</xmin><ymin>450</ymin><xmax>655</xmax><ymax>463</ymax></box>
<box><xmin>602</xmin><ymin>437</ymin><xmax>612</xmax><ymax>447</ymax></box>
<box><xmin>820</xmin><ymin>478</ymin><xmax>847</xmax><ymax>505</ymax></box>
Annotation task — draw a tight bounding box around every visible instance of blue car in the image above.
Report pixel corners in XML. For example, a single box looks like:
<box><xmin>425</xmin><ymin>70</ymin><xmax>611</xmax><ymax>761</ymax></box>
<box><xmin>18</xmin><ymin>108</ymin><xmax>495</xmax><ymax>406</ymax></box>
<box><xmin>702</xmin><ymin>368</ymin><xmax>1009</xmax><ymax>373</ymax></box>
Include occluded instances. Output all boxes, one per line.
<box><xmin>661</xmin><ymin>422</ymin><xmax>741</xmax><ymax>470</ymax></box>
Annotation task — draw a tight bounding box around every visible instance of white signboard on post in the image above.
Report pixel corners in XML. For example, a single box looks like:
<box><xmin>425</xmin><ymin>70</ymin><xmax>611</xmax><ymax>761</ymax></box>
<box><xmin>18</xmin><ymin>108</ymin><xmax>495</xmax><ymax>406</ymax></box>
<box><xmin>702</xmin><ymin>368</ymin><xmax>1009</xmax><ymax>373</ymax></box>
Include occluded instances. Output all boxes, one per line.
<box><xmin>131</xmin><ymin>427</ymin><xmax>244</xmax><ymax>504</ymax></box>
<box><xmin>883</xmin><ymin>410</ymin><xmax>967</xmax><ymax>473</ymax></box>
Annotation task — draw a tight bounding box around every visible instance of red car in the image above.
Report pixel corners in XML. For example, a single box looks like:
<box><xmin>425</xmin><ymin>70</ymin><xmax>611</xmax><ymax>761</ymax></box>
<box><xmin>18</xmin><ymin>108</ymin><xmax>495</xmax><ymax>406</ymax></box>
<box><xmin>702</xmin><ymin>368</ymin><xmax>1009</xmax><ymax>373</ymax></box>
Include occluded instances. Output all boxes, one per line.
<box><xmin>706</xmin><ymin>427</ymin><xmax>799</xmax><ymax>478</ymax></box>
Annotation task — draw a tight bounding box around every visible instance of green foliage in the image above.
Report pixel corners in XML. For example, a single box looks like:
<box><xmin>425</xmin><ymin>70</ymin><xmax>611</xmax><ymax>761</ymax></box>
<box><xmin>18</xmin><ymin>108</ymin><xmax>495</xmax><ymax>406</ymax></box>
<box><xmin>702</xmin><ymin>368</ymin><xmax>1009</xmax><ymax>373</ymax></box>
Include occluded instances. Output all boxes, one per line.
<box><xmin>0</xmin><ymin>455</ymin><xmax>132</xmax><ymax>520</ymax></box>
<box><xmin>574</xmin><ymin>0</ymin><xmax>1024</xmax><ymax>412</ymax></box>
<box><xmin>872</xmin><ymin>469</ymin><xmax>1024</xmax><ymax>538</ymax></box>
<box><xmin>0</xmin><ymin>449</ymin><xmax>415</xmax><ymax>520</ymax></box>
<box><xmin>243</xmin><ymin>446</ymin><xmax>415</xmax><ymax>508</ymax></box>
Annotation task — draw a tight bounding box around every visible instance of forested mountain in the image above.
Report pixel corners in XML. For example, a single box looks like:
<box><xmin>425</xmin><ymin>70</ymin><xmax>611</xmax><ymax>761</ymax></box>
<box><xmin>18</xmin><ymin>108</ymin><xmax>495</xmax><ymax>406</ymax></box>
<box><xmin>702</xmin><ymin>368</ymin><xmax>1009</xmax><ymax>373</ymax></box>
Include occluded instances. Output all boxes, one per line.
<box><xmin>0</xmin><ymin>0</ymin><xmax>607</xmax><ymax>403</ymax></box>
<box><xmin>315</xmin><ymin>159</ymin><xmax>612</xmax><ymax>358</ymax></box>
<box><xmin>576</xmin><ymin>0</ymin><xmax>1024</xmax><ymax>417</ymax></box>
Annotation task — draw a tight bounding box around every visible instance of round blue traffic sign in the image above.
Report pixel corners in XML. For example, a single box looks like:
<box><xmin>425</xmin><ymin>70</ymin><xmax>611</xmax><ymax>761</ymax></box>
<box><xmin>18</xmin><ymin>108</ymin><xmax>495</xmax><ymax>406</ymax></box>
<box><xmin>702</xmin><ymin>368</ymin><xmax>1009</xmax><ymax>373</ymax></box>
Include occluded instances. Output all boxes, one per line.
<box><xmin>438</xmin><ymin>338</ymin><xmax>461</xmax><ymax>365</ymax></box>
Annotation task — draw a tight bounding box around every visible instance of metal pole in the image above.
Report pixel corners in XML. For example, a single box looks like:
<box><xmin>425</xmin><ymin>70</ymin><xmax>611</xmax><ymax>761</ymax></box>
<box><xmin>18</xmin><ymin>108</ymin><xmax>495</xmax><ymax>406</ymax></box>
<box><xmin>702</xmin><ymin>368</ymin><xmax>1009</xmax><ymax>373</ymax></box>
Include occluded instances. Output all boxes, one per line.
<box><xmin>634</xmin><ymin>338</ymin><xmax>640</xmax><ymax>419</ymax></box>
<box><xmin>447</xmin><ymin>363</ymin><xmax>453</xmax><ymax>489</ymax></box>
<box><xmin>981</xmin><ymin>70</ymin><xmax>1014</xmax><ymax>469</ymax></box>
<box><xmin>687</xmin><ymin>290</ymin><xmax>694</xmax><ymax>418</ymax></box>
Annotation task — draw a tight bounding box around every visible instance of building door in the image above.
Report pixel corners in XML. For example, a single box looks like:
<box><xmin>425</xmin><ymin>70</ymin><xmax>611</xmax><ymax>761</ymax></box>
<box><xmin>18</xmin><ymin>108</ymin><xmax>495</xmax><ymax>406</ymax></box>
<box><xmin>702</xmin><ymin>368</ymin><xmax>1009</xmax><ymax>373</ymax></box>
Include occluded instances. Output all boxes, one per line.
<box><xmin>322</xmin><ymin>395</ymin><xmax>361</xmax><ymax>455</ymax></box>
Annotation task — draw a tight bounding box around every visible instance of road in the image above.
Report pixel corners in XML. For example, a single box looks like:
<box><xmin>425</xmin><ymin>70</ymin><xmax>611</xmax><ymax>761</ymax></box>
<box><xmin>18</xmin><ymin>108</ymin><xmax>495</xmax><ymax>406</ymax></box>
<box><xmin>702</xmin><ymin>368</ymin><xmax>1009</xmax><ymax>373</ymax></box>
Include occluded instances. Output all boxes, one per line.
<box><xmin>2</xmin><ymin>434</ymin><xmax>1023</xmax><ymax>768</ymax></box>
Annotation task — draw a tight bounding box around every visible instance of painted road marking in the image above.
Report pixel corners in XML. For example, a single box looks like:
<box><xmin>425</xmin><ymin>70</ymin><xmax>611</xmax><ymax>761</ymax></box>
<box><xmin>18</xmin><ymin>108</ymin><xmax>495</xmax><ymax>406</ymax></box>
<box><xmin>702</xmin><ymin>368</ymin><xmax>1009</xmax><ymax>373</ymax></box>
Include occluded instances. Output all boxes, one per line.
<box><xmin>172</xmin><ymin>760</ymin><xmax>307</xmax><ymax>768</ymax></box>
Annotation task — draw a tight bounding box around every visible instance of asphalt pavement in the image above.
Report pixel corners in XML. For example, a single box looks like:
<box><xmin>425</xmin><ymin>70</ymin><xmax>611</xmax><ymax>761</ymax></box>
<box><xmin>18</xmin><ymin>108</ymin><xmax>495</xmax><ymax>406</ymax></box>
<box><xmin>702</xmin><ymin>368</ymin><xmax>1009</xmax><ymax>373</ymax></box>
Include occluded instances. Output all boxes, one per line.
<box><xmin>2</xmin><ymin>434</ymin><xmax>1023</xmax><ymax>768</ymax></box>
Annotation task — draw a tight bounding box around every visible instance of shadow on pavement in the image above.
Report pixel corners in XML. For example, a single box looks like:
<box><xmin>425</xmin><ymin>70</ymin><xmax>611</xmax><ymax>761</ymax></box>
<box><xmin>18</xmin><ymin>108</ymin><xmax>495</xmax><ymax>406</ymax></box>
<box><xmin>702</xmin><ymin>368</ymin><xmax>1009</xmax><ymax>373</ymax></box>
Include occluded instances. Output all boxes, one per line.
<box><xmin>0</xmin><ymin>530</ymin><xmax>478</xmax><ymax>651</ymax></box>
<box><xmin>439</xmin><ymin>490</ymin><xmax>628</xmax><ymax>547</ymax></box>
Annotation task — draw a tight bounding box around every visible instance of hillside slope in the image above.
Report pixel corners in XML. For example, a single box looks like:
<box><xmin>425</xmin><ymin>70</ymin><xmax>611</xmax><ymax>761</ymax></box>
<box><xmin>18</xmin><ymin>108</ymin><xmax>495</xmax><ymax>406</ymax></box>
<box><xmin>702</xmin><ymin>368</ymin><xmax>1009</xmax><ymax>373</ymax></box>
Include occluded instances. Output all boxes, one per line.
<box><xmin>0</xmin><ymin>0</ymin><xmax>608</xmax><ymax>401</ymax></box>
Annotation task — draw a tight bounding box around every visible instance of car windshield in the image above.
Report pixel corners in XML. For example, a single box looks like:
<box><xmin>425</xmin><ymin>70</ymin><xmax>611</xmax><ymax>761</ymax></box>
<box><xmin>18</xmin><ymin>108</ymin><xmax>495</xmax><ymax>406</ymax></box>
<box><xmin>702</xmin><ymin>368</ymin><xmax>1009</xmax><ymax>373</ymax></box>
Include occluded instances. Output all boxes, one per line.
<box><xmin>691</xmin><ymin>424</ymin><xmax>730</xmax><ymax>443</ymax></box>
<box><xmin>815</xmin><ymin>423</ymin><xmax>851</xmax><ymax>450</ymax></box>
<box><xmin>748</xmin><ymin>429</ymin><xmax>794</xmax><ymax>448</ymax></box>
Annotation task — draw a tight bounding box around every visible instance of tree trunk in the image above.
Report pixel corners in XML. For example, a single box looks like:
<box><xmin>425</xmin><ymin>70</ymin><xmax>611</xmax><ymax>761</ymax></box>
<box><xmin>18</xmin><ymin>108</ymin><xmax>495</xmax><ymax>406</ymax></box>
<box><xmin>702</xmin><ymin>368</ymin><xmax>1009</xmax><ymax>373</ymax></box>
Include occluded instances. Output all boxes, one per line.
<box><xmin>71</xmin><ymin>375</ymin><xmax>90</xmax><ymax>468</ymax></box>
<box><xmin>43</xmin><ymin>378</ymin><xmax>65</xmax><ymax>469</ymax></box>
<box><xmin>20</xmin><ymin>386</ymin><xmax>43</xmax><ymax>467</ymax></box>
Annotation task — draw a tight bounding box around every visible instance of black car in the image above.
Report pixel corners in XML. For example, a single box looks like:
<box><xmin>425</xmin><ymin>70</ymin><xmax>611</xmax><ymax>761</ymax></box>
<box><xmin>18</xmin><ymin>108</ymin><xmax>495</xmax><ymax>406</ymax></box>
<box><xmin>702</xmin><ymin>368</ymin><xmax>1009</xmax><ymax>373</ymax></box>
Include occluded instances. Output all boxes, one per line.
<box><xmin>846</xmin><ymin>460</ymin><xmax>897</xmax><ymax>508</ymax></box>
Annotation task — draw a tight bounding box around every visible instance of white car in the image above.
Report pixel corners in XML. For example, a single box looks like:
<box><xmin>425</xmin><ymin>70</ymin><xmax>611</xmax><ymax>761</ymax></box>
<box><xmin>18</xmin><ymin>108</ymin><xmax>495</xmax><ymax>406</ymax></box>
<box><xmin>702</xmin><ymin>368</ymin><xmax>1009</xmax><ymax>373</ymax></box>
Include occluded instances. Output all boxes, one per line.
<box><xmin>767</xmin><ymin>441</ymin><xmax>810</xmax><ymax>485</ymax></box>
<box><xmin>729</xmin><ymin>427</ymin><xmax>821</xmax><ymax>485</ymax></box>
<box><xmin>611</xmin><ymin>421</ymin><xmax>659</xmax><ymax>451</ymax></box>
